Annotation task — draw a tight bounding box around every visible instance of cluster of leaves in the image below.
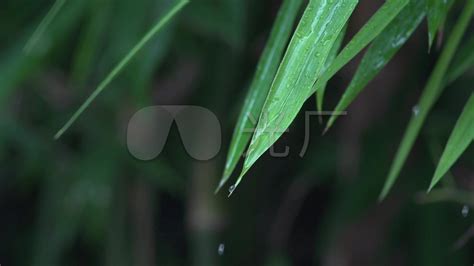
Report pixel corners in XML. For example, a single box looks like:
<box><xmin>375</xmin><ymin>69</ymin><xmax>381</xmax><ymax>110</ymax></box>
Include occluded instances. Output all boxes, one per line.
<box><xmin>216</xmin><ymin>0</ymin><xmax>474</xmax><ymax>198</ymax></box>
<box><xmin>2</xmin><ymin>0</ymin><xmax>473</xmax><ymax>264</ymax></box>
<box><xmin>28</xmin><ymin>0</ymin><xmax>473</xmax><ymax>199</ymax></box>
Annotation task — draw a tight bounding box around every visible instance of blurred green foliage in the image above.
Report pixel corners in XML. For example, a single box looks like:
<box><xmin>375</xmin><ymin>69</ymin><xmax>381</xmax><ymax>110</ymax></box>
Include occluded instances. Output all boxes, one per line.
<box><xmin>0</xmin><ymin>0</ymin><xmax>473</xmax><ymax>265</ymax></box>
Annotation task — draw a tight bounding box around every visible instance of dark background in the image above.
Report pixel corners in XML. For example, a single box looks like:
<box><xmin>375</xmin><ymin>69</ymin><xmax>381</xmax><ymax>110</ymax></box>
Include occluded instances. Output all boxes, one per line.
<box><xmin>0</xmin><ymin>0</ymin><xmax>473</xmax><ymax>265</ymax></box>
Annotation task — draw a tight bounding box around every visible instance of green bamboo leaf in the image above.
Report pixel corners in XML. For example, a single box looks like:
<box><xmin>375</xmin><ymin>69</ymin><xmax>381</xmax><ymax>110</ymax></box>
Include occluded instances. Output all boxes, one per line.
<box><xmin>428</xmin><ymin>93</ymin><xmax>474</xmax><ymax>191</ymax></box>
<box><xmin>445</xmin><ymin>35</ymin><xmax>474</xmax><ymax>85</ymax></box>
<box><xmin>325</xmin><ymin>0</ymin><xmax>426</xmax><ymax>131</ymax></box>
<box><xmin>216</xmin><ymin>0</ymin><xmax>304</xmax><ymax>192</ymax></box>
<box><xmin>315</xmin><ymin>24</ymin><xmax>347</xmax><ymax>114</ymax></box>
<box><xmin>313</xmin><ymin>0</ymin><xmax>410</xmax><ymax>114</ymax></box>
<box><xmin>24</xmin><ymin>0</ymin><xmax>67</xmax><ymax>54</ymax></box>
<box><xmin>427</xmin><ymin>0</ymin><xmax>454</xmax><ymax>50</ymax></box>
<box><xmin>54</xmin><ymin>0</ymin><xmax>188</xmax><ymax>139</ymax></box>
<box><xmin>379</xmin><ymin>0</ymin><xmax>474</xmax><ymax>200</ymax></box>
<box><xmin>229</xmin><ymin>0</ymin><xmax>359</xmax><ymax>195</ymax></box>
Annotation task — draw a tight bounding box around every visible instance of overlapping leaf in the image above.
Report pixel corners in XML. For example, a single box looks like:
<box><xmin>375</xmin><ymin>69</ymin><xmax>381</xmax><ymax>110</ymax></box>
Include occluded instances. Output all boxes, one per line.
<box><xmin>314</xmin><ymin>0</ymin><xmax>410</xmax><ymax>113</ymax></box>
<box><xmin>428</xmin><ymin>93</ymin><xmax>474</xmax><ymax>191</ymax></box>
<box><xmin>379</xmin><ymin>0</ymin><xmax>474</xmax><ymax>200</ymax></box>
<box><xmin>216</xmin><ymin>0</ymin><xmax>304</xmax><ymax>192</ymax></box>
<box><xmin>230</xmin><ymin>0</ymin><xmax>360</xmax><ymax>194</ymax></box>
<box><xmin>325</xmin><ymin>0</ymin><xmax>426</xmax><ymax>131</ymax></box>
<box><xmin>315</xmin><ymin>25</ymin><xmax>347</xmax><ymax>113</ymax></box>
<box><xmin>427</xmin><ymin>0</ymin><xmax>454</xmax><ymax>49</ymax></box>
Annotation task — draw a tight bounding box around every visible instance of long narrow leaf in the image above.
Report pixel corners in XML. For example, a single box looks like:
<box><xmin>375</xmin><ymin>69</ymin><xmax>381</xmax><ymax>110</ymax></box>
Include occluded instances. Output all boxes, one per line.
<box><xmin>379</xmin><ymin>0</ymin><xmax>474</xmax><ymax>200</ymax></box>
<box><xmin>325</xmin><ymin>0</ymin><xmax>426</xmax><ymax>131</ymax></box>
<box><xmin>230</xmin><ymin>0</ymin><xmax>359</xmax><ymax>194</ymax></box>
<box><xmin>428</xmin><ymin>93</ymin><xmax>474</xmax><ymax>191</ymax></box>
<box><xmin>216</xmin><ymin>0</ymin><xmax>304</xmax><ymax>192</ymax></box>
<box><xmin>313</xmin><ymin>0</ymin><xmax>410</xmax><ymax>113</ymax></box>
<box><xmin>315</xmin><ymin>24</ymin><xmax>347</xmax><ymax>114</ymax></box>
<box><xmin>427</xmin><ymin>0</ymin><xmax>454</xmax><ymax>50</ymax></box>
<box><xmin>24</xmin><ymin>0</ymin><xmax>67</xmax><ymax>53</ymax></box>
<box><xmin>54</xmin><ymin>0</ymin><xmax>188</xmax><ymax>139</ymax></box>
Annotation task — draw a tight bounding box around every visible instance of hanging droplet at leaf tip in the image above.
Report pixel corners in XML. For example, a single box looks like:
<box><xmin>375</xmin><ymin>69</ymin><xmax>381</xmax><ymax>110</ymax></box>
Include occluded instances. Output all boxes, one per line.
<box><xmin>227</xmin><ymin>184</ymin><xmax>236</xmax><ymax>197</ymax></box>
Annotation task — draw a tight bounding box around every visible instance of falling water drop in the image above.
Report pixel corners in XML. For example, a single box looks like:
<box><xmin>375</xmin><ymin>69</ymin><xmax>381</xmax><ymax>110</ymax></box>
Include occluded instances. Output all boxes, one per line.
<box><xmin>461</xmin><ymin>205</ymin><xmax>469</xmax><ymax>217</ymax></box>
<box><xmin>218</xmin><ymin>243</ymin><xmax>225</xmax><ymax>256</ymax></box>
<box><xmin>412</xmin><ymin>105</ymin><xmax>420</xmax><ymax>116</ymax></box>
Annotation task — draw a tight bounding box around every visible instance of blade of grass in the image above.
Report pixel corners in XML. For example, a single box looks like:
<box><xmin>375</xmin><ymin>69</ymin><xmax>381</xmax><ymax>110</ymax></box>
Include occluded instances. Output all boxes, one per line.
<box><xmin>230</xmin><ymin>0</ymin><xmax>360</xmax><ymax>195</ymax></box>
<box><xmin>312</xmin><ymin>0</ymin><xmax>410</xmax><ymax>117</ymax></box>
<box><xmin>54</xmin><ymin>0</ymin><xmax>188</xmax><ymax>139</ymax></box>
<box><xmin>315</xmin><ymin>24</ymin><xmax>347</xmax><ymax>116</ymax></box>
<box><xmin>215</xmin><ymin>0</ymin><xmax>304</xmax><ymax>193</ymax></box>
<box><xmin>325</xmin><ymin>0</ymin><xmax>426</xmax><ymax>131</ymax></box>
<box><xmin>24</xmin><ymin>0</ymin><xmax>67</xmax><ymax>54</ymax></box>
<box><xmin>379</xmin><ymin>0</ymin><xmax>474</xmax><ymax>200</ymax></box>
<box><xmin>428</xmin><ymin>93</ymin><xmax>474</xmax><ymax>191</ymax></box>
<box><xmin>427</xmin><ymin>0</ymin><xmax>454</xmax><ymax>50</ymax></box>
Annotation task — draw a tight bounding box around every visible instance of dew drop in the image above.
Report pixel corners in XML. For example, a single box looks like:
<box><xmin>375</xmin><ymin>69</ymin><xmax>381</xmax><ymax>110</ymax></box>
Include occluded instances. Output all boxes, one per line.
<box><xmin>228</xmin><ymin>185</ymin><xmax>235</xmax><ymax>194</ymax></box>
<box><xmin>412</xmin><ymin>105</ymin><xmax>420</xmax><ymax>116</ymax></box>
<box><xmin>218</xmin><ymin>243</ymin><xmax>225</xmax><ymax>256</ymax></box>
<box><xmin>461</xmin><ymin>205</ymin><xmax>469</xmax><ymax>217</ymax></box>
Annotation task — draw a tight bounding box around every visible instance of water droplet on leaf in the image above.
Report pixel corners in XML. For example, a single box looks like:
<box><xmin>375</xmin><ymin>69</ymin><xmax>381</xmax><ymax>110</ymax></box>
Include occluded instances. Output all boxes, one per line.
<box><xmin>412</xmin><ymin>105</ymin><xmax>420</xmax><ymax>116</ymax></box>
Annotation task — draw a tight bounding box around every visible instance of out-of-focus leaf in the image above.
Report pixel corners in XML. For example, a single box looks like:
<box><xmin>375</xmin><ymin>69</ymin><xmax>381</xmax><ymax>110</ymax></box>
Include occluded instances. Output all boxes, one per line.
<box><xmin>445</xmin><ymin>35</ymin><xmax>474</xmax><ymax>85</ymax></box>
<box><xmin>0</xmin><ymin>0</ymin><xmax>87</xmax><ymax>102</ymax></box>
<box><xmin>215</xmin><ymin>0</ymin><xmax>304</xmax><ymax>192</ymax></box>
<box><xmin>315</xmin><ymin>24</ymin><xmax>347</xmax><ymax>114</ymax></box>
<box><xmin>183</xmin><ymin>0</ymin><xmax>247</xmax><ymax>49</ymax></box>
<box><xmin>312</xmin><ymin>0</ymin><xmax>410</xmax><ymax>113</ymax></box>
<box><xmin>230</xmin><ymin>0</ymin><xmax>359</xmax><ymax>194</ymax></box>
<box><xmin>325</xmin><ymin>0</ymin><xmax>426</xmax><ymax>131</ymax></box>
<box><xmin>428</xmin><ymin>93</ymin><xmax>474</xmax><ymax>191</ymax></box>
<box><xmin>54</xmin><ymin>0</ymin><xmax>189</xmax><ymax>139</ymax></box>
<box><xmin>70</xmin><ymin>0</ymin><xmax>112</xmax><ymax>87</ymax></box>
<box><xmin>379</xmin><ymin>0</ymin><xmax>474</xmax><ymax>200</ymax></box>
<box><xmin>24</xmin><ymin>0</ymin><xmax>66</xmax><ymax>53</ymax></box>
<box><xmin>427</xmin><ymin>0</ymin><xmax>454</xmax><ymax>50</ymax></box>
